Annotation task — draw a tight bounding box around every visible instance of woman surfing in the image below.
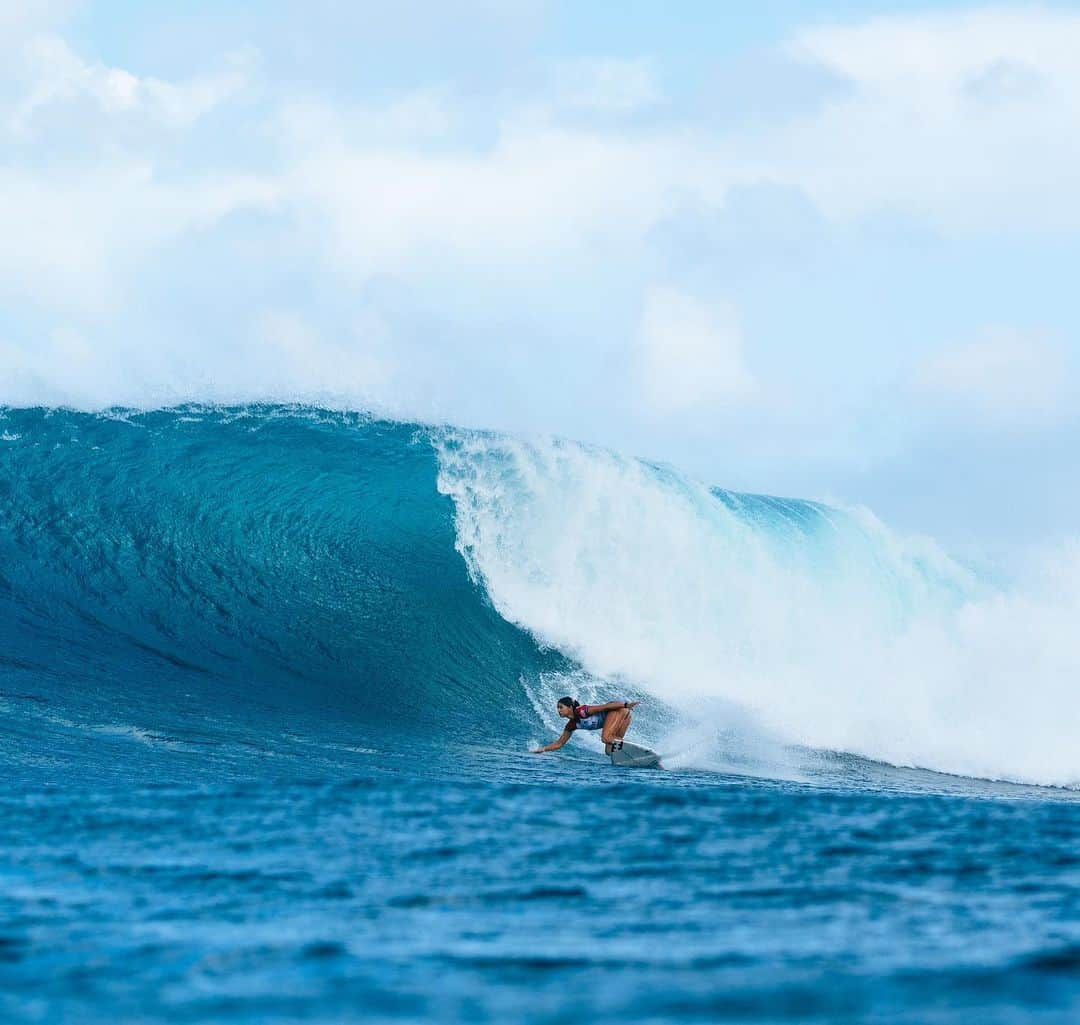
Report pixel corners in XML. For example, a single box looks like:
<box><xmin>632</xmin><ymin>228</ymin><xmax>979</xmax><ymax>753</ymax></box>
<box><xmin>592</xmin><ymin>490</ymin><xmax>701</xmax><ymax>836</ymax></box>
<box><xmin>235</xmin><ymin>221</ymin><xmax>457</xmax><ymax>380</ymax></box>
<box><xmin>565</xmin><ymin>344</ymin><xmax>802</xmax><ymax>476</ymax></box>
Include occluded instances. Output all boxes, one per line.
<box><xmin>532</xmin><ymin>697</ymin><xmax>641</xmax><ymax>755</ymax></box>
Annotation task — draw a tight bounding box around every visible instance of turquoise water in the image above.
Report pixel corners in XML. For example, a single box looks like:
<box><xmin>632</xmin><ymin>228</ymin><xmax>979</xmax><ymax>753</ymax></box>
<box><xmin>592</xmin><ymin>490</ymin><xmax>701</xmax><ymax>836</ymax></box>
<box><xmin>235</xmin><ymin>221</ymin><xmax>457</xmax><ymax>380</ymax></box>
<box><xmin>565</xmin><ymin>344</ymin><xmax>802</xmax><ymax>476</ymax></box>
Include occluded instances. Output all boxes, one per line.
<box><xmin>2</xmin><ymin>407</ymin><xmax>1078</xmax><ymax>1024</ymax></box>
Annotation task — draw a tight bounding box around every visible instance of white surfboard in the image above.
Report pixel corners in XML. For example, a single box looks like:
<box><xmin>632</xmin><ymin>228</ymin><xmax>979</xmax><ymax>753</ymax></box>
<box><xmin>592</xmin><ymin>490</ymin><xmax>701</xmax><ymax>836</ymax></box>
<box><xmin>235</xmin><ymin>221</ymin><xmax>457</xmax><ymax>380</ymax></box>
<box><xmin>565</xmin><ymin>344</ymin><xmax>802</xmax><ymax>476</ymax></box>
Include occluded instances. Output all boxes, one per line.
<box><xmin>609</xmin><ymin>742</ymin><xmax>662</xmax><ymax>769</ymax></box>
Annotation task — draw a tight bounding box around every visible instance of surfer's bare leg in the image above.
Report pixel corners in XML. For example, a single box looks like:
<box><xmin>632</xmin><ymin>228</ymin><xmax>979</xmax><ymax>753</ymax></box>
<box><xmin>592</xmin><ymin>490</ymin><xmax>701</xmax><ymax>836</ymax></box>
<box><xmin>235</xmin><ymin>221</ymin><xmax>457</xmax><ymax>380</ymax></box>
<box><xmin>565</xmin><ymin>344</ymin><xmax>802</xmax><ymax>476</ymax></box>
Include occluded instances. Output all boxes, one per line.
<box><xmin>603</xmin><ymin>709</ymin><xmax>632</xmax><ymax>745</ymax></box>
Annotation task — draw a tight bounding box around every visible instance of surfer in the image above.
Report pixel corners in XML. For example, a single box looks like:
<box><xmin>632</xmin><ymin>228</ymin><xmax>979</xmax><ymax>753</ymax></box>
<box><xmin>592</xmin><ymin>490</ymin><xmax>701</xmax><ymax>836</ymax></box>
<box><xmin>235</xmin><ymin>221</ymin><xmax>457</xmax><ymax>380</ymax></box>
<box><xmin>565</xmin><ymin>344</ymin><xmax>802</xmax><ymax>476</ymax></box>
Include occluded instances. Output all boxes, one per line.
<box><xmin>532</xmin><ymin>697</ymin><xmax>641</xmax><ymax>755</ymax></box>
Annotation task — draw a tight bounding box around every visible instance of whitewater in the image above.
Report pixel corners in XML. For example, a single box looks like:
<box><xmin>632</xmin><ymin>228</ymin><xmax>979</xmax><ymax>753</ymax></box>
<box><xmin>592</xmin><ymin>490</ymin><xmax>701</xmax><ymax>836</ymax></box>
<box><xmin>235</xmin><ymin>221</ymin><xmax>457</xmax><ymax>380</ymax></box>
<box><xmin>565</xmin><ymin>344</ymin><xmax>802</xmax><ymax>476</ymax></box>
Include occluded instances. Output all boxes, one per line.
<box><xmin>435</xmin><ymin>429</ymin><xmax>1080</xmax><ymax>788</ymax></box>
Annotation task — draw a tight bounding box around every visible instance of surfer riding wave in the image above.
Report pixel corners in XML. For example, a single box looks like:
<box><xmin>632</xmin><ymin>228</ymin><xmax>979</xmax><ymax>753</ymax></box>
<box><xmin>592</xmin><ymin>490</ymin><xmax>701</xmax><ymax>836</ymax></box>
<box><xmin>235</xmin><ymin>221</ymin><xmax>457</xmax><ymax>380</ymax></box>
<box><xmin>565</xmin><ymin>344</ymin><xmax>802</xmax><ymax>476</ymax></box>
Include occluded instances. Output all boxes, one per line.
<box><xmin>532</xmin><ymin>697</ymin><xmax>641</xmax><ymax>755</ymax></box>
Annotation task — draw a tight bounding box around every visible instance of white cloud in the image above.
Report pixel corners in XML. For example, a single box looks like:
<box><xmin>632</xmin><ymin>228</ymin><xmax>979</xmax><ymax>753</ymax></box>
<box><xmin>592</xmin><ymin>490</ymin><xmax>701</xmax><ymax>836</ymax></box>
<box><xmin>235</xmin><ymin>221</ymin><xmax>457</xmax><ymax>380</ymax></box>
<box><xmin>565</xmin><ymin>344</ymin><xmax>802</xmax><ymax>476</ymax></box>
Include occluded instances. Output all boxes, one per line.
<box><xmin>963</xmin><ymin>57</ymin><xmax>1046</xmax><ymax>107</ymax></box>
<box><xmin>0</xmin><ymin>1</ymin><xmax>74</xmax><ymax>48</ymax></box>
<box><xmin>762</xmin><ymin>7</ymin><xmax>1080</xmax><ymax>232</ymax></box>
<box><xmin>4</xmin><ymin>6</ymin><xmax>1079</xmax><ymax>329</ymax></box>
<box><xmin>0</xmin><ymin>161</ymin><xmax>277</xmax><ymax>314</ymax></box>
<box><xmin>277</xmin><ymin>88</ymin><xmax>457</xmax><ymax>150</ymax></box>
<box><xmin>551</xmin><ymin>56</ymin><xmax>661</xmax><ymax>113</ymax></box>
<box><xmin>635</xmin><ymin>286</ymin><xmax>756</xmax><ymax>414</ymax></box>
<box><xmin>279</xmin><ymin>116</ymin><xmax>722</xmax><ymax>283</ymax></box>
<box><xmin>7</xmin><ymin>36</ymin><xmax>254</xmax><ymax>136</ymax></box>
<box><xmin>0</xmin><ymin>24</ymin><xmax>270</xmax><ymax>315</ymax></box>
<box><xmin>915</xmin><ymin>327</ymin><xmax>1069</xmax><ymax>423</ymax></box>
<box><xmin>268</xmin><ymin>7</ymin><xmax>1080</xmax><ymax>295</ymax></box>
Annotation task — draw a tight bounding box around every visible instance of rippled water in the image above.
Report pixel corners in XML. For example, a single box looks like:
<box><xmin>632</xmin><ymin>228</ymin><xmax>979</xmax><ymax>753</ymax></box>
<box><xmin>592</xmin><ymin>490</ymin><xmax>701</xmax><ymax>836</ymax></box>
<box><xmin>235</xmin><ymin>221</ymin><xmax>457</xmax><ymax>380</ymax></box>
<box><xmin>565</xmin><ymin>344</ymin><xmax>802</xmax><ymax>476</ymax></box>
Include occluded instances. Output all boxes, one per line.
<box><xmin>3</xmin><ymin>735</ymin><xmax>1079</xmax><ymax>1025</ymax></box>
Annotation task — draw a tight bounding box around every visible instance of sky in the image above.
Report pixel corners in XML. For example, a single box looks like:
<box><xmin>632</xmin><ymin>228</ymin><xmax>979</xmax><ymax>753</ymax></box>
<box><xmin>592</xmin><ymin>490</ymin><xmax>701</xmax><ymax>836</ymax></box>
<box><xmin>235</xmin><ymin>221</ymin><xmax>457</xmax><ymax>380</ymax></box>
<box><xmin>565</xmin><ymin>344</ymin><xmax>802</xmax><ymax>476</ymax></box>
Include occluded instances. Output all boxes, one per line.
<box><xmin>1</xmin><ymin>1</ymin><xmax>1078</xmax><ymax>553</ymax></box>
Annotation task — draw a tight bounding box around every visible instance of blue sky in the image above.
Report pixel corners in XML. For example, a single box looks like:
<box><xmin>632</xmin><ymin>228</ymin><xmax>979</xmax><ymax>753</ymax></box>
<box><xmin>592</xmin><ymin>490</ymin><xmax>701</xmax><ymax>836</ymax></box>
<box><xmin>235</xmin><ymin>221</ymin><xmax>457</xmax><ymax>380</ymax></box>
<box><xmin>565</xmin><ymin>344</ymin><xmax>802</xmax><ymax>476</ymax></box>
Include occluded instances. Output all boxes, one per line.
<box><xmin>2</xmin><ymin>1</ymin><xmax>1078</xmax><ymax>552</ymax></box>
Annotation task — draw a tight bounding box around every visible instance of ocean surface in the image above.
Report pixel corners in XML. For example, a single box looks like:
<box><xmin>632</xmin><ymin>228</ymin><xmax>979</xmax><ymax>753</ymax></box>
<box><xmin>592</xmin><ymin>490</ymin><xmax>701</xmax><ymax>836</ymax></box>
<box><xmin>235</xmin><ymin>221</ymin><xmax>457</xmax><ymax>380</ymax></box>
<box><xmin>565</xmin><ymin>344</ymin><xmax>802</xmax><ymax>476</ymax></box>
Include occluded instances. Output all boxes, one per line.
<box><xmin>2</xmin><ymin>405</ymin><xmax>1078</xmax><ymax>1024</ymax></box>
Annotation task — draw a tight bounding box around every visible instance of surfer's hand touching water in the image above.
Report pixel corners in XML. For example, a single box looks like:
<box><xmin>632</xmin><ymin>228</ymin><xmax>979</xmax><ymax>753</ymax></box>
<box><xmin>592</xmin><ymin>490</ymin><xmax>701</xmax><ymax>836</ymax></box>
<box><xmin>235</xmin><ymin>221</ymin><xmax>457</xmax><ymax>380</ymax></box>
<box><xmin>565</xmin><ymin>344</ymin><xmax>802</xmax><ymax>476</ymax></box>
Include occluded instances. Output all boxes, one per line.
<box><xmin>532</xmin><ymin>698</ymin><xmax>640</xmax><ymax>753</ymax></box>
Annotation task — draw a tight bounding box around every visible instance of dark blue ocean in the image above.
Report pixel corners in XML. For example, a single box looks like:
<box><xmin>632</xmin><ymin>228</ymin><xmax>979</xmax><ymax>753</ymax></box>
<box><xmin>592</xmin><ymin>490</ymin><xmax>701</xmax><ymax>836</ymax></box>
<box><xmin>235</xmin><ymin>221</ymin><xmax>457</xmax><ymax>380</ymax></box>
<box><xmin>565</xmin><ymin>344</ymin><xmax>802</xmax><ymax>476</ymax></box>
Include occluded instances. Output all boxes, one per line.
<box><xmin>2</xmin><ymin>406</ymin><xmax>1078</xmax><ymax>1025</ymax></box>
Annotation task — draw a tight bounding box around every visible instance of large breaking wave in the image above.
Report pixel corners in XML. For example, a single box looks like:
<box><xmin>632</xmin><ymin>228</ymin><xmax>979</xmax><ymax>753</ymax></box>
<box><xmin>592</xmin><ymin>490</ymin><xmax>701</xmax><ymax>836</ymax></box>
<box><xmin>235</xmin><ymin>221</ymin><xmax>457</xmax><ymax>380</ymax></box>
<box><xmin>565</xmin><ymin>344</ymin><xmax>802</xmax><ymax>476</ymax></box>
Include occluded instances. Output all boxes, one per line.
<box><xmin>2</xmin><ymin>405</ymin><xmax>1078</xmax><ymax>786</ymax></box>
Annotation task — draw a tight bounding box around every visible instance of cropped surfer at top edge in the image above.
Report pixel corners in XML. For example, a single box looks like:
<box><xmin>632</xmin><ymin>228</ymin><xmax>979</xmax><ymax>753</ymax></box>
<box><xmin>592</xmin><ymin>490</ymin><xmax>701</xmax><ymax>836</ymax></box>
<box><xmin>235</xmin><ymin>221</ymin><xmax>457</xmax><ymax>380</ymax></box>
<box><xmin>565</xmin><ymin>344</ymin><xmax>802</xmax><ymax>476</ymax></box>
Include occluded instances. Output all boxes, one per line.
<box><xmin>532</xmin><ymin>697</ymin><xmax>641</xmax><ymax>755</ymax></box>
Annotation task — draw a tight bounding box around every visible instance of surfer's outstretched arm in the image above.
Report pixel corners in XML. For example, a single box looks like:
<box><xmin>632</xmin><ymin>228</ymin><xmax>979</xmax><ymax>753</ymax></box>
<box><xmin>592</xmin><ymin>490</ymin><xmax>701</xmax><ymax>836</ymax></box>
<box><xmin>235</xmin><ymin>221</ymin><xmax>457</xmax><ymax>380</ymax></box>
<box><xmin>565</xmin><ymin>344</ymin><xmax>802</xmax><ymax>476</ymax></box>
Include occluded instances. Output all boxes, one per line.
<box><xmin>533</xmin><ymin>728</ymin><xmax>572</xmax><ymax>754</ymax></box>
<box><xmin>589</xmin><ymin>700</ymin><xmax>640</xmax><ymax>713</ymax></box>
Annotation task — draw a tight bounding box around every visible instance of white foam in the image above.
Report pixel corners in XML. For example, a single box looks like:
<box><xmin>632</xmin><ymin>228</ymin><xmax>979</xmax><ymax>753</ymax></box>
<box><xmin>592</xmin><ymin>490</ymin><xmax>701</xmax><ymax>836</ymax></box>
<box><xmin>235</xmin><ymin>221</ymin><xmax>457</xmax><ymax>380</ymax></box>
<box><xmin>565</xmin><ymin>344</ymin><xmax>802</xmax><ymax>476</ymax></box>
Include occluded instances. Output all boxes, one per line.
<box><xmin>436</xmin><ymin>430</ymin><xmax>1080</xmax><ymax>787</ymax></box>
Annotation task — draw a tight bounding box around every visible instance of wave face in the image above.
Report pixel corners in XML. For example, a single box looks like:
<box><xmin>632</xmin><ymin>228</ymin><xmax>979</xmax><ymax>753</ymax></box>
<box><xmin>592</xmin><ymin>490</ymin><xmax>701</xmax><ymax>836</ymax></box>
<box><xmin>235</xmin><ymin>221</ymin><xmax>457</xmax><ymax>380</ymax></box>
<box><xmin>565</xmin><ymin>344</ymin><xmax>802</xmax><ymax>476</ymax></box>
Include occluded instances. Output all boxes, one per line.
<box><xmin>0</xmin><ymin>407</ymin><xmax>567</xmax><ymax>758</ymax></box>
<box><xmin>2</xmin><ymin>405</ymin><xmax>1078</xmax><ymax>786</ymax></box>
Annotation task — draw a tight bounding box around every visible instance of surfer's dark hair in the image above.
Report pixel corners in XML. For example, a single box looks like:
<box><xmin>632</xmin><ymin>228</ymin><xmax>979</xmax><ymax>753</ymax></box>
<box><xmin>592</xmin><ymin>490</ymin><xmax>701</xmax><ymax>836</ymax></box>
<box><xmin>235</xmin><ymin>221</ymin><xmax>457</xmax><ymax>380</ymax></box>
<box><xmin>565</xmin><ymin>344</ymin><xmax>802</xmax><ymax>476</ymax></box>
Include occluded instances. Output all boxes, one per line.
<box><xmin>557</xmin><ymin>696</ymin><xmax>579</xmax><ymax>728</ymax></box>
